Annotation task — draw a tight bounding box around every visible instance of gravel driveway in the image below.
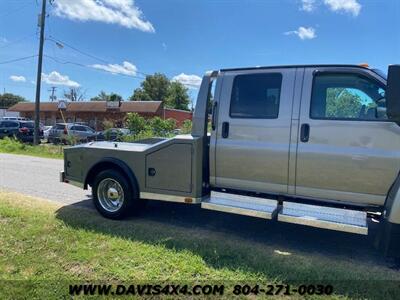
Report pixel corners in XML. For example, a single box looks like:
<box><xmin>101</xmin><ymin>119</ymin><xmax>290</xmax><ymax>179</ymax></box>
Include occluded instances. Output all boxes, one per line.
<box><xmin>0</xmin><ymin>153</ymin><xmax>92</xmax><ymax>207</ymax></box>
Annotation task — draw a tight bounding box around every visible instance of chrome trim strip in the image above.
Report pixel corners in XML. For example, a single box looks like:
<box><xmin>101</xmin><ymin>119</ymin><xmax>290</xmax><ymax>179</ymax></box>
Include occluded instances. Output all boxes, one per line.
<box><xmin>140</xmin><ymin>192</ymin><xmax>203</xmax><ymax>204</ymax></box>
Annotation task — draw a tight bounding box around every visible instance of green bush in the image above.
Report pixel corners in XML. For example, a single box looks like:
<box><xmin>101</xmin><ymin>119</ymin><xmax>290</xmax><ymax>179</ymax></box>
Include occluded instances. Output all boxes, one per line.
<box><xmin>125</xmin><ymin>113</ymin><xmax>147</xmax><ymax>134</ymax></box>
<box><xmin>122</xmin><ymin>130</ymin><xmax>155</xmax><ymax>142</ymax></box>
<box><xmin>148</xmin><ymin>117</ymin><xmax>176</xmax><ymax>136</ymax></box>
<box><xmin>181</xmin><ymin>119</ymin><xmax>192</xmax><ymax>134</ymax></box>
<box><xmin>124</xmin><ymin>114</ymin><xmax>177</xmax><ymax>140</ymax></box>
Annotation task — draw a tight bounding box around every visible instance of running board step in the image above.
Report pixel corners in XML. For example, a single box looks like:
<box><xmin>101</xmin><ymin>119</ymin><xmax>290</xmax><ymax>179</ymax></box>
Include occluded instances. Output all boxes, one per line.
<box><xmin>201</xmin><ymin>191</ymin><xmax>278</xmax><ymax>219</ymax></box>
<box><xmin>278</xmin><ymin>202</ymin><xmax>368</xmax><ymax>235</ymax></box>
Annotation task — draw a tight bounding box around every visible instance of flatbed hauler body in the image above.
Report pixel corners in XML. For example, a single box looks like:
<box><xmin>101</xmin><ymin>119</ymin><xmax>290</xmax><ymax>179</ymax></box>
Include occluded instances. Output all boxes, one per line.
<box><xmin>61</xmin><ymin>64</ymin><xmax>400</xmax><ymax>258</ymax></box>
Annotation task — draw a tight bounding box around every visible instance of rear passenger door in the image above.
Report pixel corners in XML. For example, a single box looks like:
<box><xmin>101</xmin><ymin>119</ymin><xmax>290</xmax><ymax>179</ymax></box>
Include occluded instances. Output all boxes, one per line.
<box><xmin>214</xmin><ymin>69</ymin><xmax>296</xmax><ymax>194</ymax></box>
<box><xmin>296</xmin><ymin>67</ymin><xmax>400</xmax><ymax>205</ymax></box>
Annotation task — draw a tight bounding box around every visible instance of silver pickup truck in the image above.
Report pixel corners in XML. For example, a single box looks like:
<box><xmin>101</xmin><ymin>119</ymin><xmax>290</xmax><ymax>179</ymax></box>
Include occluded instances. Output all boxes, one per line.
<box><xmin>61</xmin><ymin>64</ymin><xmax>400</xmax><ymax>259</ymax></box>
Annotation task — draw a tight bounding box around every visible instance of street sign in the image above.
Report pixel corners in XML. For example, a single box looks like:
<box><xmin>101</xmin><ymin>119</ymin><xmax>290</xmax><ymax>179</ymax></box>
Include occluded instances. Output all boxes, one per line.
<box><xmin>106</xmin><ymin>101</ymin><xmax>120</xmax><ymax>109</ymax></box>
<box><xmin>58</xmin><ymin>100</ymin><xmax>67</xmax><ymax>110</ymax></box>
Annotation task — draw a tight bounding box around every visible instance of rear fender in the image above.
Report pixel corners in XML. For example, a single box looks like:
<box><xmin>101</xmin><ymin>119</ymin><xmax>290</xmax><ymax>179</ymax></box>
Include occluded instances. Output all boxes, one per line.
<box><xmin>84</xmin><ymin>157</ymin><xmax>139</xmax><ymax>197</ymax></box>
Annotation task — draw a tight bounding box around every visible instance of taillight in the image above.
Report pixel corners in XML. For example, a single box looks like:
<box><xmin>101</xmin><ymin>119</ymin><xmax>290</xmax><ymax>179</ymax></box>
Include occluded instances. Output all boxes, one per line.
<box><xmin>19</xmin><ymin>127</ymin><xmax>29</xmax><ymax>133</ymax></box>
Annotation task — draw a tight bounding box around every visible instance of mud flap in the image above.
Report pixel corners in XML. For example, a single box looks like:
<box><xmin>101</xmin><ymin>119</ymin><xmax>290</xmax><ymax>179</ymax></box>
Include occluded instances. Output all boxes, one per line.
<box><xmin>375</xmin><ymin>219</ymin><xmax>400</xmax><ymax>259</ymax></box>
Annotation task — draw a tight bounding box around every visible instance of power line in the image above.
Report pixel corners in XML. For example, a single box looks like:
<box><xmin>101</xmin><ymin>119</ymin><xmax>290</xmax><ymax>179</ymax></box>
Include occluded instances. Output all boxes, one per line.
<box><xmin>46</xmin><ymin>35</ymin><xmax>151</xmax><ymax>77</ymax></box>
<box><xmin>47</xmin><ymin>36</ymin><xmax>109</xmax><ymax>64</ymax></box>
<box><xmin>0</xmin><ymin>34</ymin><xmax>37</xmax><ymax>49</ymax></box>
<box><xmin>44</xmin><ymin>55</ymin><xmax>147</xmax><ymax>80</ymax></box>
<box><xmin>0</xmin><ymin>55</ymin><xmax>38</xmax><ymax>65</ymax></box>
<box><xmin>45</xmin><ymin>36</ymin><xmax>201</xmax><ymax>88</ymax></box>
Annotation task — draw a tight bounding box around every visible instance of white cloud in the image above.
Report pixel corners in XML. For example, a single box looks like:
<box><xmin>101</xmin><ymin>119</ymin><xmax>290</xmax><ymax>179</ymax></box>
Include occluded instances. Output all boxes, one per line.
<box><xmin>301</xmin><ymin>0</ymin><xmax>316</xmax><ymax>12</ymax></box>
<box><xmin>324</xmin><ymin>0</ymin><xmax>361</xmax><ymax>16</ymax></box>
<box><xmin>0</xmin><ymin>37</ymin><xmax>8</xmax><ymax>44</ymax></box>
<box><xmin>172</xmin><ymin>73</ymin><xmax>202</xmax><ymax>89</ymax></box>
<box><xmin>285</xmin><ymin>27</ymin><xmax>316</xmax><ymax>40</ymax></box>
<box><xmin>90</xmin><ymin>61</ymin><xmax>137</xmax><ymax>76</ymax></box>
<box><xmin>53</xmin><ymin>0</ymin><xmax>155</xmax><ymax>32</ymax></box>
<box><xmin>42</xmin><ymin>71</ymin><xmax>80</xmax><ymax>88</ymax></box>
<box><xmin>10</xmin><ymin>75</ymin><xmax>26</xmax><ymax>82</ymax></box>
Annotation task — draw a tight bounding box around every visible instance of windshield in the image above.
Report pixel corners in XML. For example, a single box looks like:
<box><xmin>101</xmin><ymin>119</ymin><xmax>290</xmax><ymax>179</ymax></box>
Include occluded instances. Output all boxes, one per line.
<box><xmin>20</xmin><ymin>122</ymin><xmax>34</xmax><ymax>128</ymax></box>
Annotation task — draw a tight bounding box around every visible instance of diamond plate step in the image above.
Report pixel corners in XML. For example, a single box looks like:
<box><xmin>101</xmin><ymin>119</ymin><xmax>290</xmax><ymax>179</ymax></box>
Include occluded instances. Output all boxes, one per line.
<box><xmin>201</xmin><ymin>191</ymin><xmax>278</xmax><ymax>219</ymax></box>
<box><xmin>278</xmin><ymin>202</ymin><xmax>368</xmax><ymax>235</ymax></box>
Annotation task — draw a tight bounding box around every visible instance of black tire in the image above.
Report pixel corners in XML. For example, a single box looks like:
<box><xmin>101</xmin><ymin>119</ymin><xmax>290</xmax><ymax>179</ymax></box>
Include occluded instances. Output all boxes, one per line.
<box><xmin>92</xmin><ymin>169</ymin><xmax>140</xmax><ymax>219</ymax></box>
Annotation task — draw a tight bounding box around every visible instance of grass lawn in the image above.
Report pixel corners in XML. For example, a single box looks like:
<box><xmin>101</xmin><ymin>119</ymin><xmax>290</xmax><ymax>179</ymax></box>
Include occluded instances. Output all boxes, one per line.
<box><xmin>0</xmin><ymin>138</ymin><xmax>63</xmax><ymax>159</ymax></box>
<box><xmin>0</xmin><ymin>191</ymin><xmax>399</xmax><ymax>299</ymax></box>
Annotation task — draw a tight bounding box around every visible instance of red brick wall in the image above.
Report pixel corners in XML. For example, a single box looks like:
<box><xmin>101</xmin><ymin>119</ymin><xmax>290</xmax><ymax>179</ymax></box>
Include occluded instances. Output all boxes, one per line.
<box><xmin>163</xmin><ymin>109</ymin><xmax>192</xmax><ymax>127</ymax></box>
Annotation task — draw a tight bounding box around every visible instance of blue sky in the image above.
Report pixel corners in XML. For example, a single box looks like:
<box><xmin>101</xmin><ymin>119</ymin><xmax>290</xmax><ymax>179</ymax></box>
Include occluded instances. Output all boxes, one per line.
<box><xmin>0</xmin><ymin>0</ymin><xmax>399</xmax><ymax>104</ymax></box>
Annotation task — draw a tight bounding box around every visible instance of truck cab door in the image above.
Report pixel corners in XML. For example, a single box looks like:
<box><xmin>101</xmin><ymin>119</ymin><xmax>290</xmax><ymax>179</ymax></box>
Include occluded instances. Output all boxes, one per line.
<box><xmin>212</xmin><ymin>68</ymin><xmax>296</xmax><ymax>194</ymax></box>
<box><xmin>296</xmin><ymin>67</ymin><xmax>400</xmax><ymax>205</ymax></box>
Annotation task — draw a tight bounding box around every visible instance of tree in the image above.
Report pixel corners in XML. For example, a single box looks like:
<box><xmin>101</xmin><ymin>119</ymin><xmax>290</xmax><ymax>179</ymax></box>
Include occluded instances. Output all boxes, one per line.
<box><xmin>129</xmin><ymin>73</ymin><xmax>191</xmax><ymax>111</ymax></box>
<box><xmin>90</xmin><ymin>91</ymin><xmax>110</xmax><ymax>101</ymax></box>
<box><xmin>91</xmin><ymin>91</ymin><xmax>122</xmax><ymax>102</ymax></box>
<box><xmin>165</xmin><ymin>81</ymin><xmax>190</xmax><ymax>111</ymax></box>
<box><xmin>0</xmin><ymin>93</ymin><xmax>26</xmax><ymax>108</ymax></box>
<box><xmin>64</xmin><ymin>88</ymin><xmax>85</xmax><ymax>102</ymax></box>
<box><xmin>109</xmin><ymin>93</ymin><xmax>122</xmax><ymax>102</ymax></box>
<box><xmin>326</xmin><ymin>88</ymin><xmax>363</xmax><ymax>118</ymax></box>
<box><xmin>129</xmin><ymin>73</ymin><xmax>170</xmax><ymax>102</ymax></box>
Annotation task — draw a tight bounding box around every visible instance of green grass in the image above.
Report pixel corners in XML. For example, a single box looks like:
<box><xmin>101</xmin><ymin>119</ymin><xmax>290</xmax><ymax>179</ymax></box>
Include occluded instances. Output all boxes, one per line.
<box><xmin>0</xmin><ymin>191</ymin><xmax>399</xmax><ymax>299</ymax></box>
<box><xmin>0</xmin><ymin>137</ymin><xmax>64</xmax><ymax>159</ymax></box>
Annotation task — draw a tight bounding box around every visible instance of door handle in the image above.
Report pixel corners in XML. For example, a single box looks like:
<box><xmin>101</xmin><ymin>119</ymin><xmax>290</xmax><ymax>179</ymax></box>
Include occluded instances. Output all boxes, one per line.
<box><xmin>300</xmin><ymin>123</ymin><xmax>310</xmax><ymax>142</ymax></box>
<box><xmin>222</xmin><ymin>122</ymin><xmax>229</xmax><ymax>138</ymax></box>
<box><xmin>211</xmin><ymin>101</ymin><xmax>218</xmax><ymax>130</ymax></box>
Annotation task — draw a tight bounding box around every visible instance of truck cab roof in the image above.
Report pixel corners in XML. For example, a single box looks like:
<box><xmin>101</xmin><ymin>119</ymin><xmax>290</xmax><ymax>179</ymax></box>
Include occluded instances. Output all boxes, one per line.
<box><xmin>219</xmin><ymin>64</ymin><xmax>386</xmax><ymax>79</ymax></box>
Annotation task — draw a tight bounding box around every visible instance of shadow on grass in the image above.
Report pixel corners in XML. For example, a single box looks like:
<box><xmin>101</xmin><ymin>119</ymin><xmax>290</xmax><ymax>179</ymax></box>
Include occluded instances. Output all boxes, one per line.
<box><xmin>56</xmin><ymin>200</ymin><xmax>400</xmax><ymax>299</ymax></box>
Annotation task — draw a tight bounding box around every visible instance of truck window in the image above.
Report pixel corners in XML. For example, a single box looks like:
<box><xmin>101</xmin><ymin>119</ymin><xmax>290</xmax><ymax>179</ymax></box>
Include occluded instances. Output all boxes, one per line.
<box><xmin>311</xmin><ymin>73</ymin><xmax>387</xmax><ymax>120</ymax></box>
<box><xmin>229</xmin><ymin>73</ymin><xmax>282</xmax><ymax>119</ymax></box>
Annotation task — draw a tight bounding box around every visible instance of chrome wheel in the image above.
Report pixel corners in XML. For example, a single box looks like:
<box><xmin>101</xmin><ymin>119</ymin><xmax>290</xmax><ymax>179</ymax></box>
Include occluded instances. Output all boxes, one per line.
<box><xmin>97</xmin><ymin>178</ymin><xmax>125</xmax><ymax>213</ymax></box>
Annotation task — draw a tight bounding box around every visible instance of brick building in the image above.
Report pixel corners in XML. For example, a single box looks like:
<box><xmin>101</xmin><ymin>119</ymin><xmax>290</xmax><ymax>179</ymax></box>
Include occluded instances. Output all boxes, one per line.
<box><xmin>8</xmin><ymin>101</ymin><xmax>192</xmax><ymax>130</ymax></box>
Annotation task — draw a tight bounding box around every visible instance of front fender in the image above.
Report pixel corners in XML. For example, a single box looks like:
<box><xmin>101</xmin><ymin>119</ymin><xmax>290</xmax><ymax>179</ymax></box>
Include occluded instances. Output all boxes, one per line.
<box><xmin>385</xmin><ymin>172</ymin><xmax>400</xmax><ymax>224</ymax></box>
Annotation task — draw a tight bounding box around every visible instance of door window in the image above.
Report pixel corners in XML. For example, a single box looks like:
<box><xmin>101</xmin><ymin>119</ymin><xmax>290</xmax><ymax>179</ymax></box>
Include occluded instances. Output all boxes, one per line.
<box><xmin>230</xmin><ymin>73</ymin><xmax>282</xmax><ymax>118</ymax></box>
<box><xmin>72</xmin><ymin>126</ymin><xmax>87</xmax><ymax>132</ymax></box>
<box><xmin>311</xmin><ymin>73</ymin><xmax>387</xmax><ymax>120</ymax></box>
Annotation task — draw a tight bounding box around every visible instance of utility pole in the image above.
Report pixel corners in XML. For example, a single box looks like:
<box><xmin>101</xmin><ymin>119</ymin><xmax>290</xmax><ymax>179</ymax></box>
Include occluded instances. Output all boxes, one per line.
<box><xmin>49</xmin><ymin>86</ymin><xmax>57</xmax><ymax>101</ymax></box>
<box><xmin>34</xmin><ymin>0</ymin><xmax>47</xmax><ymax>145</ymax></box>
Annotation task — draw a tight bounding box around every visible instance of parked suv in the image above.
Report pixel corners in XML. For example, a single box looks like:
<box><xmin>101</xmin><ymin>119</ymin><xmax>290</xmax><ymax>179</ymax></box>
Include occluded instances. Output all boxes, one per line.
<box><xmin>0</xmin><ymin>120</ymin><xmax>43</xmax><ymax>143</ymax></box>
<box><xmin>96</xmin><ymin>128</ymin><xmax>131</xmax><ymax>141</ymax></box>
<box><xmin>48</xmin><ymin>123</ymin><xmax>97</xmax><ymax>144</ymax></box>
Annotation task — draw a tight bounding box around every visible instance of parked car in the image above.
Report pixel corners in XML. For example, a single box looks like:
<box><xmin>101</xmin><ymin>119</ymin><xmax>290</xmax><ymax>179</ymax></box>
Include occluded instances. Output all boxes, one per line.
<box><xmin>48</xmin><ymin>123</ymin><xmax>97</xmax><ymax>144</ymax></box>
<box><xmin>96</xmin><ymin>128</ymin><xmax>131</xmax><ymax>141</ymax></box>
<box><xmin>0</xmin><ymin>117</ymin><xmax>29</xmax><ymax>121</ymax></box>
<box><xmin>0</xmin><ymin>120</ymin><xmax>43</xmax><ymax>143</ymax></box>
<box><xmin>43</xmin><ymin>126</ymin><xmax>53</xmax><ymax>141</ymax></box>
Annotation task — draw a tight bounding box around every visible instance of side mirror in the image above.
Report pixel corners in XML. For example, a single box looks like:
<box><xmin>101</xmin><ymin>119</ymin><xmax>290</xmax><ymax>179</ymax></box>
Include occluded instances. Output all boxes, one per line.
<box><xmin>386</xmin><ymin>65</ymin><xmax>400</xmax><ymax>121</ymax></box>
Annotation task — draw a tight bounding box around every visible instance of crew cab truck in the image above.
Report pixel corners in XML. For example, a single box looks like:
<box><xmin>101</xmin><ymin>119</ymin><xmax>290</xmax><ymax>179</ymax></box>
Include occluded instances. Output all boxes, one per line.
<box><xmin>61</xmin><ymin>64</ymin><xmax>400</xmax><ymax>258</ymax></box>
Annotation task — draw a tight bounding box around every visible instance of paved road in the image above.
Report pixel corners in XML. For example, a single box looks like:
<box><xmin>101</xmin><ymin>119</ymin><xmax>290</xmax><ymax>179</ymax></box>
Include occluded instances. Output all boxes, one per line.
<box><xmin>0</xmin><ymin>153</ymin><xmax>92</xmax><ymax>207</ymax></box>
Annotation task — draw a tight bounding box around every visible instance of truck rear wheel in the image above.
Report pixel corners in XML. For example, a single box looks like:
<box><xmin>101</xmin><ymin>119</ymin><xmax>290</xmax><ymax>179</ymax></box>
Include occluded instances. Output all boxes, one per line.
<box><xmin>92</xmin><ymin>169</ymin><xmax>139</xmax><ymax>219</ymax></box>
